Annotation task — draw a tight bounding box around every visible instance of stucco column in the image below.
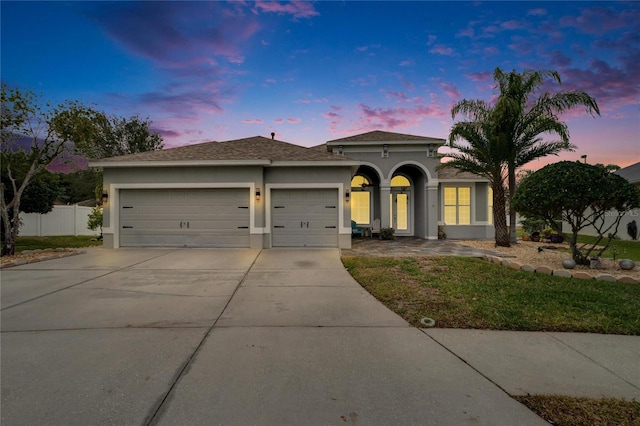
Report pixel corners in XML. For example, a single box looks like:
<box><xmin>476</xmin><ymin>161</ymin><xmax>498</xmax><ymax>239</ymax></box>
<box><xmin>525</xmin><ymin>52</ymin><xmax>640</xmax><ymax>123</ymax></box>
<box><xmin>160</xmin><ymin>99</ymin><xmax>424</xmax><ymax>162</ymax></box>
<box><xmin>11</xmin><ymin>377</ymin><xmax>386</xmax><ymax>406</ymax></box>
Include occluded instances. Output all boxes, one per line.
<box><xmin>426</xmin><ymin>184</ymin><xmax>439</xmax><ymax>240</ymax></box>
<box><xmin>380</xmin><ymin>182</ymin><xmax>391</xmax><ymax>229</ymax></box>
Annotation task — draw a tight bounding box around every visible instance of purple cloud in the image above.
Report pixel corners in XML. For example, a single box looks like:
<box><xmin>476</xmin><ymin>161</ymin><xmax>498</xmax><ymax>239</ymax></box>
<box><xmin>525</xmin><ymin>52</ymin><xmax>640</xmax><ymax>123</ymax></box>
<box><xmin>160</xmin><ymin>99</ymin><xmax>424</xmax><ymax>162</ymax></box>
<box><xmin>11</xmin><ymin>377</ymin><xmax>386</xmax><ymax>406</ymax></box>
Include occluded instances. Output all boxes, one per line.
<box><xmin>527</xmin><ymin>8</ymin><xmax>547</xmax><ymax>16</ymax></box>
<box><xmin>560</xmin><ymin>59</ymin><xmax>640</xmax><ymax>107</ymax></box>
<box><xmin>253</xmin><ymin>1</ymin><xmax>319</xmax><ymax>19</ymax></box>
<box><xmin>465</xmin><ymin>72</ymin><xmax>492</xmax><ymax>82</ymax></box>
<box><xmin>429</xmin><ymin>45</ymin><xmax>455</xmax><ymax>56</ymax></box>
<box><xmin>547</xmin><ymin>50</ymin><xmax>572</xmax><ymax>68</ymax></box>
<box><xmin>560</xmin><ymin>6</ymin><xmax>640</xmax><ymax>35</ymax></box>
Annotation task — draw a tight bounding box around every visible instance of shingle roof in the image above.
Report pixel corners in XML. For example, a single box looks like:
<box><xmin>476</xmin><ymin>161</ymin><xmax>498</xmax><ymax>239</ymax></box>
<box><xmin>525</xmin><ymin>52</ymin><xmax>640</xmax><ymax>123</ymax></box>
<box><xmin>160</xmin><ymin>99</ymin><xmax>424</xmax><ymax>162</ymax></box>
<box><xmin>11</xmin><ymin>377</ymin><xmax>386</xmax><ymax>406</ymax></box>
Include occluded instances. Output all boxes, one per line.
<box><xmin>327</xmin><ymin>130</ymin><xmax>445</xmax><ymax>144</ymax></box>
<box><xmin>437</xmin><ymin>166</ymin><xmax>488</xmax><ymax>180</ymax></box>
<box><xmin>616</xmin><ymin>161</ymin><xmax>640</xmax><ymax>185</ymax></box>
<box><xmin>95</xmin><ymin>136</ymin><xmax>352</xmax><ymax>164</ymax></box>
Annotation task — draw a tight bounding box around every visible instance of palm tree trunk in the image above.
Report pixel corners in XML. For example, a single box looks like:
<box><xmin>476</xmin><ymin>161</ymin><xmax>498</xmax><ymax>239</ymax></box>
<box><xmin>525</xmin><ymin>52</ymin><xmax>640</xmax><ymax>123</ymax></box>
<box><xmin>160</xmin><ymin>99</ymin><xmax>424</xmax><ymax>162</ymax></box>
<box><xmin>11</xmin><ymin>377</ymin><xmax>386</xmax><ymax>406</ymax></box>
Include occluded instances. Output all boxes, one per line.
<box><xmin>493</xmin><ymin>183</ymin><xmax>510</xmax><ymax>247</ymax></box>
<box><xmin>508</xmin><ymin>164</ymin><xmax>517</xmax><ymax>245</ymax></box>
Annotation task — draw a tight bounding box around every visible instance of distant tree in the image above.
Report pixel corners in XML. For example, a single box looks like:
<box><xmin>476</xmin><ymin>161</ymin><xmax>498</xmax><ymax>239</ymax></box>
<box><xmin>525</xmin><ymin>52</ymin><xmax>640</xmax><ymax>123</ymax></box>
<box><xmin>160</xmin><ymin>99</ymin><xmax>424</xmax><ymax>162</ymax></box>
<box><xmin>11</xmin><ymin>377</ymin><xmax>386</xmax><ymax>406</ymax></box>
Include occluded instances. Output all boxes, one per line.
<box><xmin>1</xmin><ymin>151</ymin><xmax>60</xmax><ymax>215</ymax></box>
<box><xmin>71</xmin><ymin>113</ymin><xmax>164</xmax><ymax>159</ymax></box>
<box><xmin>58</xmin><ymin>169</ymin><xmax>103</xmax><ymax>205</ymax></box>
<box><xmin>443</xmin><ymin>68</ymin><xmax>600</xmax><ymax>246</ymax></box>
<box><xmin>512</xmin><ymin>161</ymin><xmax>640</xmax><ymax>265</ymax></box>
<box><xmin>0</xmin><ymin>84</ymin><xmax>96</xmax><ymax>256</ymax></box>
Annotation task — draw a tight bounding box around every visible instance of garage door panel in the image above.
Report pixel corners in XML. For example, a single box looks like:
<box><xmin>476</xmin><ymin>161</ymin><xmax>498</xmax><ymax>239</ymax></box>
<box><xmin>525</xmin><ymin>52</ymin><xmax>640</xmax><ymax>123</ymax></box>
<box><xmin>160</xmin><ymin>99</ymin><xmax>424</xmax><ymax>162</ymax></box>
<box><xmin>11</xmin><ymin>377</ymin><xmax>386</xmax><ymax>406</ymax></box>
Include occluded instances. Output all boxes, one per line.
<box><xmin>120</xmin><ymin>189</ymin><xmax>249</xmax><ymax>248</ymax></box>
<box><xmin>272</xmin><ymin>189</ymin><xmax>338</xmax><ymax>248</ymax></box>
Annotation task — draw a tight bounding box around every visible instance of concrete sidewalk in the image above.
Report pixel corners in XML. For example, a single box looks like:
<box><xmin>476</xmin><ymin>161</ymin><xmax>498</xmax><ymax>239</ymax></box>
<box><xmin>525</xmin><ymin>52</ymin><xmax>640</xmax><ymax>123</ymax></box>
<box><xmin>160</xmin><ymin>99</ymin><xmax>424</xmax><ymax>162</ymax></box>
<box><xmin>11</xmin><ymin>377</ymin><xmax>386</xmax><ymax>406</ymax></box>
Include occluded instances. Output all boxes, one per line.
<box><xmin>2</xmin><ymin>248</ymin><xmax>638</xmax><ymax>425</ymax></box>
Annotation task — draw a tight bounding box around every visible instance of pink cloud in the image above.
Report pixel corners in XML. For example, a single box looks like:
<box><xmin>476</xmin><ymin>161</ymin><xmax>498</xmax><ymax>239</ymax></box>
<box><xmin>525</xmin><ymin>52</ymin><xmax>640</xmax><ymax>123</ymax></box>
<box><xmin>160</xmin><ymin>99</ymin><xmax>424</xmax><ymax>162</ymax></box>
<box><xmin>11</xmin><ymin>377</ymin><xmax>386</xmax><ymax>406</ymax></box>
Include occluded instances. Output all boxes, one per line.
<box><xmin>527</xmin><ymin>8</ymin><xmax>547</xmax><ymax>16</ymax></box>
<box><xmin>429</xmin><ymin>45</ymin><xmax>455</xmax><ymax>56</ymax></box>
<box><xmin>254</xmin><ymin>1</ymin><xmax>319</xmax><ymax>19</ymax></box>
<box><xmin>351</xmin><ymin>75</ymin><xmax>377</xmax><ymax>87</ymax></box>
<box><xmin>560</xmin><ymin>6</ymin><xmax>640</xmax><ymax>36</ymax></box>
<box><xmin>287</xmin><ymin>118</ymin><xmax>301</xmax><ymax>124</ymax></box>
<box><xmin>382</xmin><ymin>90</ymin><xmax>424</xmax><ymax>104</ymax></box>
<box><xmin>508</xmin><ymin>37</ymin><xmax>534</xmax><ymax>55</ymax></box>
<box><xmin>547</xmin><ymin>50</ymin><xmax>572</xmax><ymax>68</ymax></box>
<box><xmin>243</xmin><ymin>118</ymin><xmax>264</xmax><ymax>124</ymax></box>
<box><xmin>559</xmin><ymin>59</ymin><xmax>640</xmax><ymax>108</ymax></box>
<box><xmin>298</xmin><ymin>99</ymin><xmax>311</xmax><ymax>104</ymax></box>
<box><xmin>399</xmin><ymin>59</ymin><xmax>414</xmax><ymax>67</ymax></box>
<box><xmin>324</xmin><ymin>101</ymin><xmax>451</xmax><ymax>138</ymax></box>
<box><xmin>274</xmin><ymin>118</ymin><xmax>284</xmax><ymax>124</ymax></box>
<box><xmin>501</xmin><ymin>20</ymin><xmax>522</xmax><ymax>30</ymax></box>
<box><xmin>438</xmin><ymin>81</ymin><xmax>461</xmax><ymax>100</ymax></box>
<box><xmin>483</xmin><ymin>46</ymin><xmax>499</xmax><ymax>56</ymax></box>
<box><xmin>465</xmin><ymin>72</ymin><xmax>492</xmax><ymax>82</ymax></box>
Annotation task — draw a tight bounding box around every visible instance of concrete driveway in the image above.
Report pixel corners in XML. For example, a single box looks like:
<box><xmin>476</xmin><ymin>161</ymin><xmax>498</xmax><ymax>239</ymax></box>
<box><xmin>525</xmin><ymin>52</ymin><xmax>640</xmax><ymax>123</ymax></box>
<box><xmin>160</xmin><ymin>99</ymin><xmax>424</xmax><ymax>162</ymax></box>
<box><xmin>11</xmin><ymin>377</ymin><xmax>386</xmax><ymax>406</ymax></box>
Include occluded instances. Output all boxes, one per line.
<box><xmin>1</xmin><ymin>248</ymin><xmax>545</xmax><ymax>425</ymax></box>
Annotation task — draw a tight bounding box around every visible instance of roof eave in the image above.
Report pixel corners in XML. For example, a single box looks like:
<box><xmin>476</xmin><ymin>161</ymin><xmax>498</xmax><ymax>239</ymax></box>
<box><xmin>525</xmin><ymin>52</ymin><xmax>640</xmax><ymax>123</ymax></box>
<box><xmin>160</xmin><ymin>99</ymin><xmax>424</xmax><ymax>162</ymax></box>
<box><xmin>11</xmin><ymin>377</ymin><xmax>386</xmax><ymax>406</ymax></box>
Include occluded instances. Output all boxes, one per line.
<box><xmin>269</xmin><ymin>160</ymin><xmax>361</xmax><ymax>167</ymax></box>
<box><xmin>89</xmin><ymin>159</ymin><xmax>271</xmax><ymax>168</ymax></box>
<box><xmin>326</xmin><ymin>138</ymin><xmax>446</xmax><ymax>147</ymax></box>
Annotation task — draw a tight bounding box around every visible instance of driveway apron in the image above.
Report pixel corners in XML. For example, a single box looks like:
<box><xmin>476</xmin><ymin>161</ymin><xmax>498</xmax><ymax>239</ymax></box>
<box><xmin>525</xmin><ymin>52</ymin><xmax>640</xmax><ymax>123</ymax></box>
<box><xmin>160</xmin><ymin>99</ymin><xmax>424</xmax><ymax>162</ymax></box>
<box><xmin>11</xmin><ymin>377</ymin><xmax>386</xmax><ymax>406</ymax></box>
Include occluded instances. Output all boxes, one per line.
<box><xmin>1</xmin><ymin>248</ymin><xmax>545</xmax><ymax>425</ymax></box>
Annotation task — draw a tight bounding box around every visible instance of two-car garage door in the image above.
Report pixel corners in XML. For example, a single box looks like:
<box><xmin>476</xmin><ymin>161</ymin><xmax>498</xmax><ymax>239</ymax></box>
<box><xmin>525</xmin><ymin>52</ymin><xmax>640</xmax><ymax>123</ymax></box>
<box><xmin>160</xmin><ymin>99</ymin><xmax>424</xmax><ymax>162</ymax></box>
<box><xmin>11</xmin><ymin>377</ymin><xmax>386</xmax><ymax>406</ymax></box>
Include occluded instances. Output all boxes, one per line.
<box><xmin>118</xmin><ymin>188</ymin><xmax>340</xmax><ymax>248</ymax></box>
<box><xmin>119</xmin><ymin>188</ymin><xmax>250</xmax><ymax>248</ymax></box>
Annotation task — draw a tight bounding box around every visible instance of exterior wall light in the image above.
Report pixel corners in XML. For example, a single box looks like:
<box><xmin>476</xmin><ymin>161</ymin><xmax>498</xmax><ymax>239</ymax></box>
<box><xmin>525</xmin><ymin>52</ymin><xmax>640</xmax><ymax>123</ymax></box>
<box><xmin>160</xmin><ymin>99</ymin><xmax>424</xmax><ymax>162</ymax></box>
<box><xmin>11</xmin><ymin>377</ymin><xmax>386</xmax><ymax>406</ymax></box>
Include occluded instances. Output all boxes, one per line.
<box><xmin>256</xmin><ymin>188</ymin><xmax>261</xmax><ymax>201</ymax></box>
<box><xmin>101</xmin><ymin>190</ymin><xmax>108</xmax><ymax>203</ymax></box>
<box><xmin>345</xmin><ymin>190</ymin><xmax>350</xmax><ymax>201</ymax></box>
<box><xmin>382</xmin><ymin>144</ymin><xmax>389</xmax><ymax>158</ymax></box>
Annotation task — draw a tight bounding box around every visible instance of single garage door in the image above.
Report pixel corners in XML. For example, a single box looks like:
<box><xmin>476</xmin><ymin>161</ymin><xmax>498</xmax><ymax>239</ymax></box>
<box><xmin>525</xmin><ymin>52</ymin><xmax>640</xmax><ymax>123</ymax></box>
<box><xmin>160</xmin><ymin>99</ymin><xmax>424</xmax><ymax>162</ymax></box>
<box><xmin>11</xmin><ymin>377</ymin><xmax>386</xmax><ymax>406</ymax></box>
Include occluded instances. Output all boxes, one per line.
<box><xmin>119</xmin><ymin>188</ymin><xmax>250</xmax><ymax>247</ymax></box>
<box><xmin>272</xmin><ymin>189</ymin><xmax>338</xmax><ymax>247</ymax></box>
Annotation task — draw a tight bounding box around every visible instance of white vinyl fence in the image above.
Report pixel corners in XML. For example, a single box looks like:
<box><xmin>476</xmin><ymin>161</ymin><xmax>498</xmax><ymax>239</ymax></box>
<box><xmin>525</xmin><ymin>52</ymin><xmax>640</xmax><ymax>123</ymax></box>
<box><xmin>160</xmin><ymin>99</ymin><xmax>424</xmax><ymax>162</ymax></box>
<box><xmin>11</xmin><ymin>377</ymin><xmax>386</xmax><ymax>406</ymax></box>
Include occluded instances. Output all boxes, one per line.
<box><xmin>20</xmin><ymin>205</ymin><xmax>99</xmax><ymax>237</ymax></box>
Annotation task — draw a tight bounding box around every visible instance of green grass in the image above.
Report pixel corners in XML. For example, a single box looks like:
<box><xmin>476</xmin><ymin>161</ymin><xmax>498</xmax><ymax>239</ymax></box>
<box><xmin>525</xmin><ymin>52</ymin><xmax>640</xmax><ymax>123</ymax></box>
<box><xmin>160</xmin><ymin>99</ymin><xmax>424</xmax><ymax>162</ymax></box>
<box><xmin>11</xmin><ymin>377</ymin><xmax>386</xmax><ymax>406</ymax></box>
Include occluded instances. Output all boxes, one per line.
<box><xmin>12</xmin><ymin>235</ymin><xmax>102</xmax><ymax>252</ymax></box>
<box><xmin>574</xmin><ymin>235</ymin><xmax>640</xmax><ymax>261</ymax></box>
<box><xmin>342</xmin><ymin>256</ymin><xmax>640</xmax><ymax>335</ymax></box>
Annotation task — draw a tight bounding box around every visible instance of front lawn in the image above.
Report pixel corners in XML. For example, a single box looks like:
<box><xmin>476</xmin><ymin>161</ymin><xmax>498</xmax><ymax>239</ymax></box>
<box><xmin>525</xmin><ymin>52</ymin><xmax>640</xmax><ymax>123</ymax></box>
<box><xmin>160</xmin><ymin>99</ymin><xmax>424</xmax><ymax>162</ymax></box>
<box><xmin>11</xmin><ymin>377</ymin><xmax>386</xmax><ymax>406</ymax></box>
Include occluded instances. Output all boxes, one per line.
<box><xmin>342</xmin><ymin>256</ymin><xmax>640</xmax><ymax>335</ymax></box>
<box><xmin>514</xmin><ymin>395</ymin><xmax>640</xmax><ymax>426</ymax></box>
<box><xmin>10</xmin><ymin>235</ymin><xmax>102</xmax><ymax>252</ymax></box>
<box><xmin>575</xmin><ymin>236</ymin><xmax>640</xmax><ymax>261</ymax></box>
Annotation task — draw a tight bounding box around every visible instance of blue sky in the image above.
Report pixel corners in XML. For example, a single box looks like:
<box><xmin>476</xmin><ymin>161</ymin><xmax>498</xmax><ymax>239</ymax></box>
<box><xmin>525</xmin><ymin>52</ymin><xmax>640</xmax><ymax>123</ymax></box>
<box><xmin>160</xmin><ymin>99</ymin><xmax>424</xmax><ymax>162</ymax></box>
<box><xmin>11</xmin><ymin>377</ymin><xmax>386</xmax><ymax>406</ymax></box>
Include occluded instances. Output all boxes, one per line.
<box><xmin>2</xmin><ymin>1</ymin><xmax>638</xmax><ymax>168</ymax></box>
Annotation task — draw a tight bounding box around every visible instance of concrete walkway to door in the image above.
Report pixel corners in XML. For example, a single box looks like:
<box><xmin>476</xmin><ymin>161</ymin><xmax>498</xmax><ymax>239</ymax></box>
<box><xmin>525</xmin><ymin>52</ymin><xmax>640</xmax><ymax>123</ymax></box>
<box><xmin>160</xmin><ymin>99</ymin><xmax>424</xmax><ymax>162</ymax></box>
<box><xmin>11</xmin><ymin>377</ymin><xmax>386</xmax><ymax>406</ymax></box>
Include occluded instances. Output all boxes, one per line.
<box><xmin>1</xmin><ymin>248</ymin><xmax>549</xmax><ymax>425</ymax></box>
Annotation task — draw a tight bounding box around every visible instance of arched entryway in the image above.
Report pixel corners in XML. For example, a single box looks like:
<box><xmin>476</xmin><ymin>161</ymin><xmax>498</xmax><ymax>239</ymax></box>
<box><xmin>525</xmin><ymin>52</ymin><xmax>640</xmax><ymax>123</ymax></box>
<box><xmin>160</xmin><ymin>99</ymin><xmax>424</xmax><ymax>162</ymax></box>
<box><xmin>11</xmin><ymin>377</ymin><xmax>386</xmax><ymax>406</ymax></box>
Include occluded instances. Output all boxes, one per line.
<box><xmin>389</xmin><ymin>175</ymin><xmax>411</xmax><ymax>235</ymax></box>
<box><xmin>388</xmin><ymin>164</ymin><xmax>429</xmax><ymax>238</ymax></box>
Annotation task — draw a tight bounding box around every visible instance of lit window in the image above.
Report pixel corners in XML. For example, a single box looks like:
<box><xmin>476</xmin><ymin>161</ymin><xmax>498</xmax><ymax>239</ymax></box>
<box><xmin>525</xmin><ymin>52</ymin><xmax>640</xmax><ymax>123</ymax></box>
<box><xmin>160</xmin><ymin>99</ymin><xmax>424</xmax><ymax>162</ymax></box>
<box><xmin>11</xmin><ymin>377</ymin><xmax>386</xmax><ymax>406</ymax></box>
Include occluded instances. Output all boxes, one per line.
<box><xmin>390</xmin><ymin>175</ymin><xmax>410</xmax><ymax>187</ymax></box>
<box><xmin>351</xmin><ymin>175</ymin><xmax>371</xmax><ymax>225</ymax></box>
<box><xmin>351</xmin><ymin>175</ymin><xmax>370</xmax><ymax>188</ymax></box>
<box><xmin>443</xmin><ymin>187</ymin><xmax>471</xmax><ymax>225</ymax></box>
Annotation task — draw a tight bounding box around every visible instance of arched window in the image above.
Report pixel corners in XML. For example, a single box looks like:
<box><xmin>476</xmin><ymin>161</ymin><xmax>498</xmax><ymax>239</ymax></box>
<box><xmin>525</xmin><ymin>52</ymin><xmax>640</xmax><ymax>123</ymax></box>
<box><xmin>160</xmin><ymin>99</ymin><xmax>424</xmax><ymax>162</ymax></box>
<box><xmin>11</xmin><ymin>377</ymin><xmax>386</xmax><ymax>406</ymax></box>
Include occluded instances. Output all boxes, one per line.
<box><xmin>351</xmin><ymin>175</ymin><xmax>371</xmax><ymax>225</ymax></box>
<box><xmin>390</xmin><ymin>175</ymin><xmax>411</xmax><ymax>187</ymax></box>
<box><xmin>351</xmin><ymin>175</ymin><xmax>370</xmax><ymax>188</ymax></box>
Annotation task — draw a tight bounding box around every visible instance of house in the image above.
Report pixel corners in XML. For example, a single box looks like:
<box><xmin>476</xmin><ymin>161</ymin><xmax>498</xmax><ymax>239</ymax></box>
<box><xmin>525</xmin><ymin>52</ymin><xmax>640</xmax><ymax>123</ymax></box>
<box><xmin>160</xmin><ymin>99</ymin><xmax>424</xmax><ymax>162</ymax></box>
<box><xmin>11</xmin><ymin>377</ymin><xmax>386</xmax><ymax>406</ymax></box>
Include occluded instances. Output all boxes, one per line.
<box><xmin>90</xmin><ymin>130</ymin><xmax>495</xmax><ymax>249</ymax></box>
<box><xmin>324</xmin><ymin>131</ymin><xmax>494</xmax><ymax>241</ymax></box>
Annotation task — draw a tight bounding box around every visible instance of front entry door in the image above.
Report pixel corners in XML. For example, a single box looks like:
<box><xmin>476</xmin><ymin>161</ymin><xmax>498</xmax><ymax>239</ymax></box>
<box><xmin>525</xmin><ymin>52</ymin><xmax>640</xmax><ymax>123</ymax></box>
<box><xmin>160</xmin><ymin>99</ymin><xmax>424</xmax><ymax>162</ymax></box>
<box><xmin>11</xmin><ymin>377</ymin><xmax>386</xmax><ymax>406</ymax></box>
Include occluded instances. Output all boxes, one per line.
<box><xmin>390</xmin><ymin>192</ymin><xmax>411</xmax><ymax>235</ymax></box>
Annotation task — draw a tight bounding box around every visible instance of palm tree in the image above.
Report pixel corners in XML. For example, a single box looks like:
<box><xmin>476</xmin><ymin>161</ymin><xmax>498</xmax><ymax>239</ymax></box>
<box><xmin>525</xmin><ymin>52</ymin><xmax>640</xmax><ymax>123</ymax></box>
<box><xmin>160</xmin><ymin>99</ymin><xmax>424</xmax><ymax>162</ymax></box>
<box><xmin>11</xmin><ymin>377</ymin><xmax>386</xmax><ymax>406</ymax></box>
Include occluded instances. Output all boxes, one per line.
<box><xmin>440</xmin><ymin>100</ymin><xmax>511</xmax><ymax>246</ymax></box>
<box><xmin>442</xmin><ymin>68</ymin><xmax>600</xmax><ymax>246</ymax></box>
<box><xmin>492</xmin><ymin>68</ymin><xmax>600</xmax><ymax>244</ymax></box>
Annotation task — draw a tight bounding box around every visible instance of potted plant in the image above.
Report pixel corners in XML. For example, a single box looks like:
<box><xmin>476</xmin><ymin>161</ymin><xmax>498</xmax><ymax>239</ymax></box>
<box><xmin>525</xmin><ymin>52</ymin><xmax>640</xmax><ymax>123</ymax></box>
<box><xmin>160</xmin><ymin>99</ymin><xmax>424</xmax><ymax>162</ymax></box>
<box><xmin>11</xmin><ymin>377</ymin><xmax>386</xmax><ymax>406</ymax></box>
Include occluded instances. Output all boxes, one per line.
<box><xmin>379</xmin><ymin>227</ymin><xmax>395</xmax><ymax>240</ymax></box>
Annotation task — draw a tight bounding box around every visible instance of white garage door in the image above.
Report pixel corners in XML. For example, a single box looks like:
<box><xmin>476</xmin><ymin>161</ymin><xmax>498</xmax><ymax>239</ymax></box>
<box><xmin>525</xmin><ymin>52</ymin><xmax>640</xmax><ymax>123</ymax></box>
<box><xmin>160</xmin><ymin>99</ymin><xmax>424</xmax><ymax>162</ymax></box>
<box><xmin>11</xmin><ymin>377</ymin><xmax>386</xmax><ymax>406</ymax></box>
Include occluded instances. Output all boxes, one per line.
<box><xmin>119</xmin><ymin>188</ymin><xmax>250</xmax><ymax>248</ymax></box>
<box><xmin>272</xmin><ymin>189</ymin><xmax>339</xmax><ymax>247</ymax></box>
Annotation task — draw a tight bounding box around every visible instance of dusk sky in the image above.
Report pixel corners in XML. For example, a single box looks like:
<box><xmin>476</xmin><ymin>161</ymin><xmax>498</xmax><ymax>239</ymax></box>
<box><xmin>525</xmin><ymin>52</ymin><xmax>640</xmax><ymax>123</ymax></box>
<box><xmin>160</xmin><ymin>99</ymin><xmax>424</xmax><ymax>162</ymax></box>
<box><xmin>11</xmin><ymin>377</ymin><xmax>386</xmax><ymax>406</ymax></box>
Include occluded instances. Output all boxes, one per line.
<box><xmin>2</xmin><ymin>1</ymin><xmax>639</xmax><ymax>168</ymax></box>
